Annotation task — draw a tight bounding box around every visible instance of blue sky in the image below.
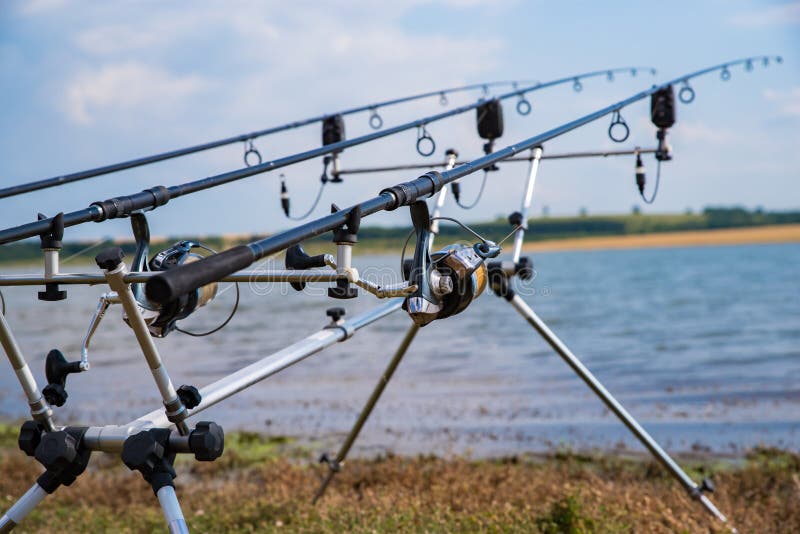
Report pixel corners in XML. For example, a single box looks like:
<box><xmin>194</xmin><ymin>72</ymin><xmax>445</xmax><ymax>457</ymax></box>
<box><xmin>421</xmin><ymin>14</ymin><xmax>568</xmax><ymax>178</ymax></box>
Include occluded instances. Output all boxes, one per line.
<box><xmin>0</xmin><ymin>0</ymin><xmax>798</xmax><ymax>242</ymax></box>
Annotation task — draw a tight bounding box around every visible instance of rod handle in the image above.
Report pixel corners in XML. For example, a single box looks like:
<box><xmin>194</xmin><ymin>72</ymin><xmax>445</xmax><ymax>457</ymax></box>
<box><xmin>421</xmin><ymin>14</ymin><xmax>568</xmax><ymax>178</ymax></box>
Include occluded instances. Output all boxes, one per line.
<box><xmin>145</xmin><ymin>245</ymin><xmax>254</xmax><ymax>305</ymax></box>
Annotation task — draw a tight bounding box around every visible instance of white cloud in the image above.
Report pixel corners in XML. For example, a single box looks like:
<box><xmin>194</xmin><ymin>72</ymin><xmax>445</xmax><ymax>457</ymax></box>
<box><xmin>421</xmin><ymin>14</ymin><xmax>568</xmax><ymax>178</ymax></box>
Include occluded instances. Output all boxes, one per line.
<box><xmin>763</xmin><ymin>87</ymin><xmax>800</xmax><ymax>117</ymax></box>
<box><xmin>726</xmin><ymin>1</ymin><xmax>800</xmax><ymax>27</ymax></box>
<box><xmin>63</xmin><ymin>62</ymin><xmax>212</xmax><ymax>124</ymax></box>
<box><xmin>672</xmin><ymin>121</ymin><xmax>733</xmax><ymax>144</ymax></box>
<box><xmin>16</xmin><ymin>0</ymin><xmax>68</xmax><ymax>15</ymax></box>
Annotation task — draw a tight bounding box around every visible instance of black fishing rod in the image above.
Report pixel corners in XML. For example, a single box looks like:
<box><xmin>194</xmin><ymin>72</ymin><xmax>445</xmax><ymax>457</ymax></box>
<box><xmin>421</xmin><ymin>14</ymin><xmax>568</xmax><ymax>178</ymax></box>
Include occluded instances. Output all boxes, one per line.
<box><xmin>0</xmin><ymin>78</ymin><xmax>555</xmax><ymax>200</ymax></box>
<box><xmin>143</xmin><ymin>55</ymin><xmax>782</xmax><ymax>307</ymax></box>
<box><xmin>0</xmin><ymin>66</ymin><xmax>658</xmax><ymax>245</ymax></box>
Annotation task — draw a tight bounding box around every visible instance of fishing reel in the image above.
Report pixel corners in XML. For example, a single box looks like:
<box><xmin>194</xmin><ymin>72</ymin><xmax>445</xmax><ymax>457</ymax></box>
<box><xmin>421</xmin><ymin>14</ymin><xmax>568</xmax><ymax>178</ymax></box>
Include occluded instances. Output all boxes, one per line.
<box><xmin>402</xmin><ymin>202</ymin><xmax>497</xmax><ymax>326</ymax></box>
<box><xmin>129</xmin><ymin>213</ymin><xmax>219</xmax><ymax>337</ymax></box>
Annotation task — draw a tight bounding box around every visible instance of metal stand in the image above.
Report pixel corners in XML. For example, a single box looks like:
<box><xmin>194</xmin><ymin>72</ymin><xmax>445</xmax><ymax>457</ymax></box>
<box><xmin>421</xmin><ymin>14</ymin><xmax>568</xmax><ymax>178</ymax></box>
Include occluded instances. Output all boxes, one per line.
<box><xmin>313</xmin><ymin>159</ymin><xmax>464</xmax><ymax>501</ymax></box>
<box><xmin>0</xmin><ymin>484</ymin><xmax>47</xmax><ymax>533</ymax></box>
<box><xmin>499</xmin><ymin>291</ymin><xmax>732</xmax><ymax>528</ymax></box>
<box><xmin>0</xmin><ymin>311</ymin><xmax>55</xmax><ymax>431</ymax></box>
<box><xmin>312</xmin><ymin>323</ymin><xmax>420</xmax><ymax>503</ymax></box>
<box><xmin>157</xmin><ymin>486</ymin><xmax>190</xmax><ymax>534</ymax></box>
<box><xmin>511</xmin><ymin>146</ymin><xmax>542</xmax><ymax>263</ymax></box>
<box><xmin>99</xmin><ymin>250</ymin><xmax>190</xmax><ymax>435</ymax></box>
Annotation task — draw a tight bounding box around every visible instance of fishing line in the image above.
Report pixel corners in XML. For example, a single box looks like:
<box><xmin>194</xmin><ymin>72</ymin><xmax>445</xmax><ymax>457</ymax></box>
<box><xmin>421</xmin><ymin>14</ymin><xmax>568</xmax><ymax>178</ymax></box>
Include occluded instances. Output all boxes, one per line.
<box><xmin>453</xmin><ymin>172</ymin><xmax>489</xmax><ymax>209</ymax></box>
<box><xmin>281</xmin><ymin>173</ymin><xmax>327</xmax><ymax>221</ymax></box>
<box><xmin>172</xmin><ymin>243</ymin><xmax>241</xmax><ymax>337</ymax></box>
<box><xmin>640</xmin><ymin>160</ymin><xmax>662</xmax><ymax>205</ymax></box>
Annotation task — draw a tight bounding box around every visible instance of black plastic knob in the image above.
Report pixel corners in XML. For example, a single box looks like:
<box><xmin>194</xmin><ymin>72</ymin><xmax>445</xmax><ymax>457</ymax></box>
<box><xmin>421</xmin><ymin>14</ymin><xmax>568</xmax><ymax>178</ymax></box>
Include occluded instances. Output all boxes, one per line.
<box><xmin>326</xmin><ymin>307</ymin><xmax>346</xmax><ymax>321</ymax></box>
<box><xmin>189</xmin><ymin>421</ymin><xmax>225</xmax><ymax>461</ymax></box>
<box><xmin>18</xmin><ymin>421</ymin><xmax>43</xmax><ymax>457</ymax></box>
<box><xmin>35</xmin><ymin>431</ymin><xmax>77</xmax><ymax>471</ymax></box>
<box><xmin>177</xmin><ymin>385</ymin><xmax>202</xmax><ymax>409</ymax></box>
<box><xmin>121</xmin><ymin>430</ymin><xmax>165</xmax><ymax>474</ymax></box>
<box><xmin>43</xmin><ymin>383</ymin><xmax>68</xmax><ymax>407</ymax></box>
<box><xmin>95</xmin><ymin>247</ymin><xmax>125</xmax><ymax>271</ymax></box>
<box><xmin>516</xmin><ymin>257</ymin><xmax>534</xmax><ymax>281</ymax></box>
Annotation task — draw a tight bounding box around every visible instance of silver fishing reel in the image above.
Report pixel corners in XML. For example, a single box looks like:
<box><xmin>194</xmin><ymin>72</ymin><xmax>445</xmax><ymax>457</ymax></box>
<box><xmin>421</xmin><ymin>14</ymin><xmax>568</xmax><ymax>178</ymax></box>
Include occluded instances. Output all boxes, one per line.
<box><xmin>403</xmin><ymin>202</ymin><xmax>494</xmax><ymax>326</ymax></box>
<box><xmin>129</xmin><ymin>213</ymin><xmax>219</xmax><ymax>337</ymax></box>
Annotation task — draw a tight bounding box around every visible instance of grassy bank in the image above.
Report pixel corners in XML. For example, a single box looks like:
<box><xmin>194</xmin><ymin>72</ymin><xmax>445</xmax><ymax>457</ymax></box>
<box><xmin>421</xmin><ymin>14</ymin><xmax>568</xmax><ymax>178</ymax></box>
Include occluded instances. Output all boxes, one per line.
<box><xmin>0</xmin><ymin>423</ymin><xmax>797</xmax><ymax>533</ymax></box>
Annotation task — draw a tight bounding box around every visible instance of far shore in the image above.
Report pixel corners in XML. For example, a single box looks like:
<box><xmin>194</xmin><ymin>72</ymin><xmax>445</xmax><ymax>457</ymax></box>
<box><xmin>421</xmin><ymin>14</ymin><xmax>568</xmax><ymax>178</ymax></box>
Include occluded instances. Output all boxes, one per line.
<box><xmin>521</xmin><ymin>223</ymin><xmax>800</xmax><ymax>253</ymax></box>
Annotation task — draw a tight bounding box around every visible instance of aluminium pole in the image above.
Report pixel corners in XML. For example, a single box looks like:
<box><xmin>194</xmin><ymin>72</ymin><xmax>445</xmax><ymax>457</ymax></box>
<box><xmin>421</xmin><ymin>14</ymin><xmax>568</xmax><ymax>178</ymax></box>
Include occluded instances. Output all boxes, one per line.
<box><xmin>311</xmin><ymin>322</ymin><xmax>420</xmax><ymax>503</ymax></box>
<box><xmin>511</xmin><ymin>146</ymin><xmax>543</xmax><ymax>263</ymax></box>
<box><xmin>311</xmin><ymin>150</ymin><xmax>458</xmax><ymax>502</ymax></box>
<box><xmin>503</xmin><ymin>292</ymin><xmax>732</xmax><ymax>528</ymax></box>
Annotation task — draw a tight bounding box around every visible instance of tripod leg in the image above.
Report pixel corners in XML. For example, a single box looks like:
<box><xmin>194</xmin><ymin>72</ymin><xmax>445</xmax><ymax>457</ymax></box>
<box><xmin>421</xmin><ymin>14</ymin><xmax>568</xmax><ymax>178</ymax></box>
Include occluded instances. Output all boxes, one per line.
<box><xmin>312</xmin><ymin>322</ymin><xmax>420</xmax><ymax>504</ymax></box>
<box><xmin>156</xmin><ymin>486</ymin><xmax>190</xmax><ymax>534</ymax></box>
<box><xmin>503</xmin><ymin>293</ymin><xmax>733</xmax><ymax>529</ymax></box>
<box><xmin>0</xmin><ymin>483</ymin><xmax>48</xmax><ymax>533</ymax></box>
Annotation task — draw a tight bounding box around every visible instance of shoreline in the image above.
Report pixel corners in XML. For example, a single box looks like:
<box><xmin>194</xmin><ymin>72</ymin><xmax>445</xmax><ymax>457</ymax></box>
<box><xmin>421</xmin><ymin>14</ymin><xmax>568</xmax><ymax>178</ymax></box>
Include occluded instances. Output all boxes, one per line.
<box><xmin>521</xmin><ymin>223</ymin><xmax>800</xmax><ymax>253</ymax></box>
<box><xmin>0</xmin><ymin>224</ymin><xmax>797</xmax><ymax>268</ymax></box>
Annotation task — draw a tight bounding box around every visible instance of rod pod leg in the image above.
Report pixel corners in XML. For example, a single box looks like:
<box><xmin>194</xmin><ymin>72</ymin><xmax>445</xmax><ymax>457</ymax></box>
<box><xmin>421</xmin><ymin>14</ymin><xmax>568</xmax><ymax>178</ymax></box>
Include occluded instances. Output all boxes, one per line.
<box><xmin>0</xmin><ymin>483</ymin><xmax>48</xmax><ymax>533</ymax></box>
<box><xmin>0</xmin><ymin>310</ymin><xmax>55</xmax><ymax>431</ymax></box>
<box><xmin>502</xmin><ymin>293</ymin><xmax>734</xmax><ymax>530</ymax></box>
<box><xmin>312</xmin><ymin>322</ymin><xmax>420</xmax><ymax>504</ymax></box>
<box><xmin>157</xmin><ymin>486</ymin><xmax>190</xmax><ymax>534</ymax></box>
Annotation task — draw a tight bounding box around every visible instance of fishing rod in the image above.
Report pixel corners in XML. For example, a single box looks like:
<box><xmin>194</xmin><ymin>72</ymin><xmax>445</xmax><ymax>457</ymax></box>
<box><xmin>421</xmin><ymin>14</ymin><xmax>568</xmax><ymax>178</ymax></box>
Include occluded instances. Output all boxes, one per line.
<box><xmin>0</xmin><ymin>66</ymin><xmax>658</xmax><ymax>245</ymax></box>
<box><xmin>0</xmin><ymin>78</ymin><xmax>584</xmax><ymax>201</ymax></box>
<box><xmin>144</xmin><ymin>55</ymin><xmax>782</xmax><ymax>307</ymax></box>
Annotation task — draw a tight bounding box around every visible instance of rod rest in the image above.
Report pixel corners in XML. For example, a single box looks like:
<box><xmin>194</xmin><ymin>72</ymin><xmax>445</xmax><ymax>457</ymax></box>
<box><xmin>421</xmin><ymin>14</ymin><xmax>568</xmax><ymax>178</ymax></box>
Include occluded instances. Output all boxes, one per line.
<box><xmin>285</xmin><ymin>244</ymin><xmax>328</xmax><ymax>291</ymax></box>
<box><xmin>42</xmin><ymin>349</ymin><xmax>83</xmax><ymax>407</ymax></box>
<box><xmin>38</xmin><ymin>212</ymin><xmax>67</xmax><ymax>301</ymax></box>
<box><xmin>328</xmin><ymin>205</ymin><xmax>360</xmax><ymax>299</ymax></box>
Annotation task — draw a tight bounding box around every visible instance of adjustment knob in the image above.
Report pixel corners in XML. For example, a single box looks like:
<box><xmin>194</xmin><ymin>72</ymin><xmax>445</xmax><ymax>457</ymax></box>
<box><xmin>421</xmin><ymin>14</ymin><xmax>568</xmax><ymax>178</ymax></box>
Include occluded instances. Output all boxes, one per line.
<box><xmin>189</xmin><ymin>421</ymin><xmax>225</xmax><ymax>462</ymax></box>
<box><xmin>35</xmin><ymin>430</ymin><xmax>78</xmax><ymax>471</ymax></box>
<box><xmin>326</xmin><ymin>307</ymin><xmax>346</xmax><ymax>321</ymax></box>
<box><xmin>177</xmin><ymin>385</ymin><xmax>202</xmax><ymax>409</ymax></box>
<box><xmin>95</xmin><ymin>247</ymin><xmax>125</xmax><ymax>271</ymax></box>
<box><xmin>42</xmin><ymin>383</ymin><xmax>68</xmax><ymax>407</ymax></box>
<box><xmin>18</xmin><ymin>421</ymin><xmax>43</xmax><ymax>457</ymax></box>
<box><xmin>121</xmin><ymin>430</ymin><xmax>165</xmax><ymax>473</ymax></box>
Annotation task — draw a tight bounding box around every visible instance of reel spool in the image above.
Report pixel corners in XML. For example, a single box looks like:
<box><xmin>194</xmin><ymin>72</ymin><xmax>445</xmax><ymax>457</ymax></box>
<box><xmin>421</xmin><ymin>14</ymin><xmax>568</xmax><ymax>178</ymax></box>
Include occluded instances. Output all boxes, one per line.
<box><xmin>403</xmin><ymin>202</ymin><xmax>488</xmax><ymax>326</ymax></box>
<box><xmin>129</xmin><ymin>214</ymin><xmax>219</xmax><ymax>337</ymax></box>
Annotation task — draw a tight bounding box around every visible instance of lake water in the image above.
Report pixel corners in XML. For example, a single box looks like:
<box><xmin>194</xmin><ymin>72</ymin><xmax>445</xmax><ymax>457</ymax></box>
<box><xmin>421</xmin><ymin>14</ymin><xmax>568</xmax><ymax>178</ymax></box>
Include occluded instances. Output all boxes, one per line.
<box><xmin>0</xmin><ymin>243</ymin><xmax>798</xmax><ymax>458</ymax></box>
